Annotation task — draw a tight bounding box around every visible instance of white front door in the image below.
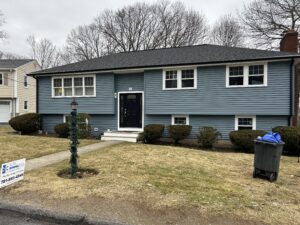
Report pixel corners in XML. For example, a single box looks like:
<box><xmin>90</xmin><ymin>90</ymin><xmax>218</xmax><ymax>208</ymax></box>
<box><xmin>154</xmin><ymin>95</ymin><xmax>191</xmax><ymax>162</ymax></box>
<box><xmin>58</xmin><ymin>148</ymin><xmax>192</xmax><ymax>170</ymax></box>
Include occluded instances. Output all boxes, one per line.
<box><xmin>0</xmin><ymin>101</ymin><xmax>11</xmax><ymax>123</ymax></box>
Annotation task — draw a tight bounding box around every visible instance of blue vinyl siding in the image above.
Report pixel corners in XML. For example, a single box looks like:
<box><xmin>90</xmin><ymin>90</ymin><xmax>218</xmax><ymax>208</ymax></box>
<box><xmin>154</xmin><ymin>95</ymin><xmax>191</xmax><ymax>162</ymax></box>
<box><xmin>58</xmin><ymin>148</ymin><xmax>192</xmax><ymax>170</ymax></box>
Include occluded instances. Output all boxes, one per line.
<box><xmin>38</xmin><ymin>73</ymin><xmax>115</xmax><ymax>114</ymax></box>
<box><xmin>89</xmin><ymin>114</ymin><xmax>117</xmax><ymax>136</ymax></box>
<box><xmin>256</xmin><ymin>116</ymin><xmax>288</xmax><ymax>131</ymax></box>
<box><xmin>144</xmin><ymin>61</ymin><xmax>291</xmax><ymax>115</ymax></box>
<box><xmin>41</xmin><ymin>114</ymin><xmax>63</xmax><ymax>133</ymax></box>
<box><xmin>145</xmin><ymin>115</ymin><xmax>289</xmax><ymax>139</ymax></box>
<box><xmin>115</xmin><ymin>73</ymin><xmax>144</xmax><ymax>92</ymax></box>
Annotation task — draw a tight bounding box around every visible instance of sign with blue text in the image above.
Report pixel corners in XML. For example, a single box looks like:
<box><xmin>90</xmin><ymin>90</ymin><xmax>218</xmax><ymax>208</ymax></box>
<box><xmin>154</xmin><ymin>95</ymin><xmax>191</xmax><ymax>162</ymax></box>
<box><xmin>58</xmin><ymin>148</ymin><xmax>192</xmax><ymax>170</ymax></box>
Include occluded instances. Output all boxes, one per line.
<box><xmin>0</xmin><ymin>159</ymin><xmax>26</xmax><ymax>188</ymax></box>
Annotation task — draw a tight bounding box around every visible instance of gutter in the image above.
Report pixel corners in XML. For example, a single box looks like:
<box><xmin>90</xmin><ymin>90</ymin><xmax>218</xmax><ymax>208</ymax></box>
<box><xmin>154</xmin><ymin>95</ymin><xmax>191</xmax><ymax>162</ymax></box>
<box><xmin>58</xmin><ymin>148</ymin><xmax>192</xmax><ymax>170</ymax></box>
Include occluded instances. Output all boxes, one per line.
<box><xmin>289</xmin><ymin>58</ymin><xmax>295</xmax><ymax>126</ymax></box>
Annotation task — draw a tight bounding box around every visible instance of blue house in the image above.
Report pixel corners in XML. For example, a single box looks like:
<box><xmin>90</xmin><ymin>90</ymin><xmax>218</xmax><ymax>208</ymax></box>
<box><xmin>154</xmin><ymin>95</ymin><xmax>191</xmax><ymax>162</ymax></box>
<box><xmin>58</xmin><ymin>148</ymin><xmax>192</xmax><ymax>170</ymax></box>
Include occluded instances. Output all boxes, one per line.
<box><xmin>29</xmin><ymin>40</ymin><xmax>300</xmax><ymax>142</ymax></box>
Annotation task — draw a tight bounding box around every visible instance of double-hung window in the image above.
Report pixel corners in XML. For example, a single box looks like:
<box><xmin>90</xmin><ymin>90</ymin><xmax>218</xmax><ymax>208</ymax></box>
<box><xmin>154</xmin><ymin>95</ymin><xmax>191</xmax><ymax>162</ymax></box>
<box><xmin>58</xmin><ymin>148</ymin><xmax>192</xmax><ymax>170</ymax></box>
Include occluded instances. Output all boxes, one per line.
<box><xmin>165</xmin><ymin>70</ymin><xmax>178</xmax><ymax>88</ymax></box>
<box><xmin>74</xmin><ymin>77</ymin><xmax>83</xmax><ymax>96</ymax></box>
<box><xmin>228</xmin><ymin>66</ymin><xmax>244</xmax><ymax>86</ymax></box>
<box><xmin>53</xmin><ymin>78</ymin><xmax>63</xmax><ymax>96</ymax></box>
<box><xmin>24</xmin><ymin>75</ymin><xmax>28</xmax><ymax>87</ymax></box>
<box><xmin>235</xmin><ymin>116</ymin><xmax>256</xmax><ymax>130</ymax></box>
<box><xmin>64</xmin><ymin>78</ymin><xmax>73</xmax><ymax>96</ymax></box>
<box><xmin>226</xmin><ymin>63</ymin><xmax>267</xmax><ymax>87</ymax></box>
<box><xmin>52</xmin><ymin>75</ymin><xmax>95</xmax><ymax>97</ymax></box>
<box><xmin>163</xmin><ymin>68</ymin><xmax>196</xmax><ymax>89</ymax></box>
<box><xmin>248</xmin><ymin>65</ymin><xmax>264</xmax><ymax>85</ymax></box>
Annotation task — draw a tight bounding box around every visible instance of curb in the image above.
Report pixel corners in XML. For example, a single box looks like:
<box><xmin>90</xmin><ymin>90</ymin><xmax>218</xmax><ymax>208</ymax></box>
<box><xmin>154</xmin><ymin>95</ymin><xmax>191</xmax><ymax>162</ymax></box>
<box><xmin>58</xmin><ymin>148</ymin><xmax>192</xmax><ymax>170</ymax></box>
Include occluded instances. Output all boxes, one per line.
<box><xmin>0</xmin><ymin>201</ymin><xmax>127</xmax><ymax>225</ymax></box>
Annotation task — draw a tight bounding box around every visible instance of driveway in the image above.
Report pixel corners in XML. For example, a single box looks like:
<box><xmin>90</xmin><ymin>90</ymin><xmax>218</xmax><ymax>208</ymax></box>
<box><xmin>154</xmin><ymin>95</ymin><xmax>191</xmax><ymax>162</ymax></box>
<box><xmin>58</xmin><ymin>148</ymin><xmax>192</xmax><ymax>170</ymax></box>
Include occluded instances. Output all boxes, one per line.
<box><xmin>0</xmin><ymin>210</ymin><xmax>60</xmax><ymax>225</ymax></box>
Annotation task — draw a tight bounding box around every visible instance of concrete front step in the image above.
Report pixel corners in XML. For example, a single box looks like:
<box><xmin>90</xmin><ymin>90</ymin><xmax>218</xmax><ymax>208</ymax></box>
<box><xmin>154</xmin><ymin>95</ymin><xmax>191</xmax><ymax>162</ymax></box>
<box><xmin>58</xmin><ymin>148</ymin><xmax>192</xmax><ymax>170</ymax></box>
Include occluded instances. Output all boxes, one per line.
<box><xmin>101</xmin><ymin>131</ymin><xmax>141</xmax><ymax>142</ymax></box>
<box><xmin>101</xmin><ymin>136</ymin><xmax>138</xmax><ymax>143</ymax></box>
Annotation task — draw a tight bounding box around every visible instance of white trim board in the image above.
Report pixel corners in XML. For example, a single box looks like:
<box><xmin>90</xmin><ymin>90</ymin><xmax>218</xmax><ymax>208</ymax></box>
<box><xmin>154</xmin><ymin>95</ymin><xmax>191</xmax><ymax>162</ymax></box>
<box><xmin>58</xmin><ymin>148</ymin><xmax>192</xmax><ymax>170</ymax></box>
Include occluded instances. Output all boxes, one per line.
<box><xmin>117</xmin><ymin>91</ymin><xmax>144</xmax><ymax>132</ymax></box>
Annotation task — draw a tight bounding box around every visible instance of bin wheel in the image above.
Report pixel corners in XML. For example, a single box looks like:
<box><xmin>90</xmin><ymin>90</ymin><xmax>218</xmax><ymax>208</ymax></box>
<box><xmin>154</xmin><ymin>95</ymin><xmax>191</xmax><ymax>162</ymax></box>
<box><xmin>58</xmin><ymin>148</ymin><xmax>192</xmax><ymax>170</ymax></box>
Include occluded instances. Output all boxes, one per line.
<box><xmin>269</xmin><ymin>172</ymin><xmax>277</xmax><ymax>182</ymax></box>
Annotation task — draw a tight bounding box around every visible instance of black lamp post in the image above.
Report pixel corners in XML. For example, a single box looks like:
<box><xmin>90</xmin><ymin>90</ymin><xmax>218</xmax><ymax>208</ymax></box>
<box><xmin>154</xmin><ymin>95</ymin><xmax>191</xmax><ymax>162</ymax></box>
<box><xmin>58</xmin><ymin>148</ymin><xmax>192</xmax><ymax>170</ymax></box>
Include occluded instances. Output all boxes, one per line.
<box><xmin>70</xmin><ymin>98</ymin><xmax>79</xmax><ymax>177</ymax></box>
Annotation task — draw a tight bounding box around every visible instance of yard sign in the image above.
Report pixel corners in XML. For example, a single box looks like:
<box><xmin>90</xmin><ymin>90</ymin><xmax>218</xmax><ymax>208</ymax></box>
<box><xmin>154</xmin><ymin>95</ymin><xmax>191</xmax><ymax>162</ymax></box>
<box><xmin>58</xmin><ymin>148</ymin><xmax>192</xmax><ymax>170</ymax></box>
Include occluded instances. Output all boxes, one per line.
<box><xmin>0</xmin><ymin>158</ymin><xmax>26</xmax><ymax>188</ymax></box>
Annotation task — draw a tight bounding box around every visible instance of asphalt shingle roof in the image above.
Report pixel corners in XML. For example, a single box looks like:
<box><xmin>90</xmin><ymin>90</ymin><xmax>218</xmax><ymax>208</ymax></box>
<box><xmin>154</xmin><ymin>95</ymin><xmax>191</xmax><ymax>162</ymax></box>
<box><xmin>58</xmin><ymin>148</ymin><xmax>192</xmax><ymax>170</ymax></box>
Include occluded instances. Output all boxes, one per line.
<box><xmin>0</xmin><ymin>59</ymin><xmax>34</xmax><ymax>69</ymax></box>
<box><xmin>30</xmin><ymin>44</ymin><xmax>300</xmax><ymax>76</ymax></box>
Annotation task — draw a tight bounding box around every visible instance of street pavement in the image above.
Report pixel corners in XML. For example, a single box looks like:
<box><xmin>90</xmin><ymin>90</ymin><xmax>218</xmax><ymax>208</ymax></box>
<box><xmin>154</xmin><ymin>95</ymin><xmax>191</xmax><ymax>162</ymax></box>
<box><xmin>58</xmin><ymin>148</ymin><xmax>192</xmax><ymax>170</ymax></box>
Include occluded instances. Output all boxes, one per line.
<box><xmin>0</xmin><ymin>210</ymin><xmax>60</xmax><ymax>225</ymax></box>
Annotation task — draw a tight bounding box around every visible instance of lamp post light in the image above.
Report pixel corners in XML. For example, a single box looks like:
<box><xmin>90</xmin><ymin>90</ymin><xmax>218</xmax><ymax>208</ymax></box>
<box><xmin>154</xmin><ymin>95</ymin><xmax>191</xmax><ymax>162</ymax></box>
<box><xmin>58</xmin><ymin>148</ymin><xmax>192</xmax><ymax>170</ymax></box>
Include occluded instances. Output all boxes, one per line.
<box><xmin>70</xmin><ymin>98</ymin><xmax>79</xmax><ymax>177</ymax></box>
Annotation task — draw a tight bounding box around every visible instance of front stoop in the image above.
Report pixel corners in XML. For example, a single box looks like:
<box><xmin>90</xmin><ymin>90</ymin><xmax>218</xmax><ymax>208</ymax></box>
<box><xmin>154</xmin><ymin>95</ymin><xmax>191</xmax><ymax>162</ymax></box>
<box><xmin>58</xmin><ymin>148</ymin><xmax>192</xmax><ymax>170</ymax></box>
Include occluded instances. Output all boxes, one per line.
<box><xmin>101</xmin><ymin>131</ymin><xmax>141</xmax><ymax>143</ymax></box>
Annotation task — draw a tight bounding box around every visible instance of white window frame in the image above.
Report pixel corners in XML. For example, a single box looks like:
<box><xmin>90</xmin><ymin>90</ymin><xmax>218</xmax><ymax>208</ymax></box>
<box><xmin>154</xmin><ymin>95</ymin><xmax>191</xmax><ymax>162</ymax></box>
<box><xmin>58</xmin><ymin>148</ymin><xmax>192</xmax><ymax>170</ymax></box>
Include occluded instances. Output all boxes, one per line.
<box><xmin>51</xmin><ymin>74</ymin><xmax>96</xmax><ymax>98</ymax></box>
<box><xmin>0</xmin><ymin>73</ymin><xmax>3</xmax><ymax>86</ymax></box>
<box><xmin>171</xmin><ymin>115</ymin><xmax>189</xmax><ymax>125</ymax></box>
<box><xmin>235</xmin><ymin>116</ymin><xmax>256</xmax><ymax>131</ymax></box>
<box><xmin>163</xmin><ymin>68</ymin><xmax>197</xmax><ymax>90</ymax></box>
<box><xmin>63</xmin><ymin>114</ymin><xmax>89</xmax><ymax>124</ymax></box>
<box><xmin>226</xmin><ymin>63</ymin><xmax>267</xmax><ymax>88</ymax></box>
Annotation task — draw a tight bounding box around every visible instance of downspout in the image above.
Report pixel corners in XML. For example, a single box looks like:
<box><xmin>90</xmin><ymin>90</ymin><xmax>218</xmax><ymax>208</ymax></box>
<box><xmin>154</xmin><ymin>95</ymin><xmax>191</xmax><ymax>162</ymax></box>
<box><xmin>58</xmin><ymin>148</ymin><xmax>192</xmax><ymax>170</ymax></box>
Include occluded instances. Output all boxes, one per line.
<box><xmin>289</xmin><ymin>58</ymin><xmax>295</xmax><ymax>126</ymax></box>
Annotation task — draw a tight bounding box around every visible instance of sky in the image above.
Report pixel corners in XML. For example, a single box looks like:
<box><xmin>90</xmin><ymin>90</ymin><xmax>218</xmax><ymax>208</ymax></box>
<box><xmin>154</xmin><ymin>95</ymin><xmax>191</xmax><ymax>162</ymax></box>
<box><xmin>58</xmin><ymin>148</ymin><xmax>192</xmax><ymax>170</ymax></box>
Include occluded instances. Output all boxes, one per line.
<box><xmin>0</xmin><ymin>0</ymin><xmax>246</xmax><ymax>57</ymax></box>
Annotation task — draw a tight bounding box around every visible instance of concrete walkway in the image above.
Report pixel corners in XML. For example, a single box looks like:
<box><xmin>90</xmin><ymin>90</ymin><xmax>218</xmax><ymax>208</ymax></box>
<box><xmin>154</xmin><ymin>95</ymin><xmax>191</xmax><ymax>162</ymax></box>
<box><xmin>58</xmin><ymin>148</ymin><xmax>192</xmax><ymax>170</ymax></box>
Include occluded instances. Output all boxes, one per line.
<box><xmin>25</xmin><ymin>141</ymin><xmax>121</xmax><ymax>171</ymax></box>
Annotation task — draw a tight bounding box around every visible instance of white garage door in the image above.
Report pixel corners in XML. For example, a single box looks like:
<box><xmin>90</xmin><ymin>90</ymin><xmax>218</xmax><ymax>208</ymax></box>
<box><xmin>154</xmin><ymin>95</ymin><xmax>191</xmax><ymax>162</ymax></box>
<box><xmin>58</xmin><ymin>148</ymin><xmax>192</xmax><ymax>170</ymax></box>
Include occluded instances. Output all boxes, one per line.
<box><xmin>0</xmin><ymin>101</ymin><xmax>11</xmax><ymax>123</ymax></box>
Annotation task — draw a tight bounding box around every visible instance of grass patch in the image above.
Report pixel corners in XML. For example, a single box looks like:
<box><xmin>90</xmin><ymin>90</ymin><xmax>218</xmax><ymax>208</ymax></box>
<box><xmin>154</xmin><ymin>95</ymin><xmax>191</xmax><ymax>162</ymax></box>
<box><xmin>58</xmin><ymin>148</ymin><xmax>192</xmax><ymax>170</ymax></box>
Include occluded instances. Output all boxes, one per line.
<box><xmin>2</xmin><ymin>143</ymin><xmax>300</xmax><ymax>225</ymax></box>
<box><xmin>0</xmin><ymin>125</ymin><xmax>98</xmax><ymax>165</ymax></box>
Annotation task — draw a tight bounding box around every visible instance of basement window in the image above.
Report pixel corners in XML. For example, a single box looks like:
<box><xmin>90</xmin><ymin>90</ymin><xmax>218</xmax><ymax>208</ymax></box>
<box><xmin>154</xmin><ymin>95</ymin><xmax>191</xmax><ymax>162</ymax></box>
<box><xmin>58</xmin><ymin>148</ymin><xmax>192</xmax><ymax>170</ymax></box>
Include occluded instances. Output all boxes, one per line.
<box><xmin>172</xmin><ymin>115</ymin><xmax>189</xmax><ymax>125</ymax></box>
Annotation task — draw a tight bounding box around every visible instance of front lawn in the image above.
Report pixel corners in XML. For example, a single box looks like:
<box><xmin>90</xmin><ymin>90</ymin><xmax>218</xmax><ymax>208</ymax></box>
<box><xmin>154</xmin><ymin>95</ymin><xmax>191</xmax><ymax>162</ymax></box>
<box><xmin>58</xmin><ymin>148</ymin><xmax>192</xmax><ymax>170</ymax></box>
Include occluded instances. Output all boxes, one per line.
<box><xmin>0</xmin><ymin>125</ymin><xmax>98</xmax><ymax>165</ymax></box>
<box><xmin>1</xmin><ymin>143</ymin><xmax>299</xmax><ymax>225</ymax></box>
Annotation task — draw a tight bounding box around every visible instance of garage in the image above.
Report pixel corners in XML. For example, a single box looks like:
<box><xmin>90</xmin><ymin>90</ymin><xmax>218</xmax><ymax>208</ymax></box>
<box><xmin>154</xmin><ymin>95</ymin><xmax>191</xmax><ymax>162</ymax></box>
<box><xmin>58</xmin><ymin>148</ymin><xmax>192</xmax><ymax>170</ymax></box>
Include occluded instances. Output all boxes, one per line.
<box><xmin>0</xmin><ymin>101</ymin><xmax>11</xmax><ymax>123</ymax></box>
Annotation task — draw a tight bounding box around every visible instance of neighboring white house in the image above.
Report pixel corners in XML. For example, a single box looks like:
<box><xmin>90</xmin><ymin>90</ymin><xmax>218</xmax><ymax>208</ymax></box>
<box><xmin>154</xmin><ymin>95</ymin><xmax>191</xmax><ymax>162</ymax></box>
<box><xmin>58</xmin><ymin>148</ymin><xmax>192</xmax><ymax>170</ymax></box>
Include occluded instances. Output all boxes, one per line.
<box><xmin>0</xmin><ymin>59</ymin><xmax>40</xmax><ymax>123</ymax></box>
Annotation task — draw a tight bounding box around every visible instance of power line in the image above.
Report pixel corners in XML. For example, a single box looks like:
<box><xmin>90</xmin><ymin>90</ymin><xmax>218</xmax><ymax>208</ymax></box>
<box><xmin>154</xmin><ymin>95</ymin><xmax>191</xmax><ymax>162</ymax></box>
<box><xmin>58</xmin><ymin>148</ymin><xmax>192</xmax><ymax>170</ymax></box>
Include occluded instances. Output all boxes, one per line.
<box><xmin>3</xmin><ymin>76</ymin><xmax>36</xmax><ymax>87</ymax></box>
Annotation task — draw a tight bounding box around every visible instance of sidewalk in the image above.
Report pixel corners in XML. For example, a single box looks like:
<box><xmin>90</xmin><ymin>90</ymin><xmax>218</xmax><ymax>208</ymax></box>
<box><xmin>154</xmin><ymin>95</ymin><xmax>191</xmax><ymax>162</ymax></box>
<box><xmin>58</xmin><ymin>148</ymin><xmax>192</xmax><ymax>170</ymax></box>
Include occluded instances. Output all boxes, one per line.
<box><xmin>25</xmin><ymin>141</ymin><xmax>121</xmax><ymax>171</ymax></box>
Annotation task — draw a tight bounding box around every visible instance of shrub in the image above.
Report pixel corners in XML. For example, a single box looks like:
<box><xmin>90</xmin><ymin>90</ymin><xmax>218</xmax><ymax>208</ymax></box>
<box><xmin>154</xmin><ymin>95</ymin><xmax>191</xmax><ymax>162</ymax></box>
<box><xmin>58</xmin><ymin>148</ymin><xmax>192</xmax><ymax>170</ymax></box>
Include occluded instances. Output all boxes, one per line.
<box><xmin>272</xmin><ymin>126</ymin><xmax>300</xmax><ymax>155</ymax></box>
<box><xmin>197</xmin><ymin>126</ymin><xmax>222</xmax><ymax>149</ymax></box>
<box><xmin>9</xmin><ymin>113</ymin><xmax>40</xmax><ymax>134</ymax></box>
<box><xmin>140</xmin><ymin>124</ymin><xmax>165</xmax><ymax>143</ymax></box>
<box><xmin>77</xmin><ymin>113</ymin><xmax>91</xmax><ymax>138</ymax></box>
<box><xmin>54</xmin><ymin>123</ymin><xmax>70</xmax><ymax>138</ymax></box>
<box><xmin>229</xmin><ymin>130</ymin><xmax>266</xmax><ymax>153</ymax></box>
<box><xmin>168</xmin><ymin>125</ymin><xmax>192</xmax><ymax>145</ymax></box>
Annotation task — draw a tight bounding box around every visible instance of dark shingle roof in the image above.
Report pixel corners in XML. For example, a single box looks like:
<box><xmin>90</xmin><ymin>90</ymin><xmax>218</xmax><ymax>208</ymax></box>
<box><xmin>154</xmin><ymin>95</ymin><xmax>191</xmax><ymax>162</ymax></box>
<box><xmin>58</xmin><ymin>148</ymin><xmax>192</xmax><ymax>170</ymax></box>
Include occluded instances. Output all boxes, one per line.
<box><xmin>0</xmin><ymin>59</ymin><xmax>34</xmax><ymax>69</ymax></box>
<box><xmin>30</xmin><ymin>44</ymin><xmax>300</xmax><ymax>76</ymax></box>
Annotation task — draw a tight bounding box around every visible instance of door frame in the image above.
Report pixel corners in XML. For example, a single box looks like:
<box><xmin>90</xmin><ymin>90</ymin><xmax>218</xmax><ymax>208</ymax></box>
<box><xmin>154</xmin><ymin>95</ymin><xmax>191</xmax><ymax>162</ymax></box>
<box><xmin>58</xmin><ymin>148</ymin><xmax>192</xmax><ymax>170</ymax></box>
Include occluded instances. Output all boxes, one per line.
<box><xmin>117</xmin><ymin>91</ymin><xmax>144</xmax><ymax>132</ymax></box>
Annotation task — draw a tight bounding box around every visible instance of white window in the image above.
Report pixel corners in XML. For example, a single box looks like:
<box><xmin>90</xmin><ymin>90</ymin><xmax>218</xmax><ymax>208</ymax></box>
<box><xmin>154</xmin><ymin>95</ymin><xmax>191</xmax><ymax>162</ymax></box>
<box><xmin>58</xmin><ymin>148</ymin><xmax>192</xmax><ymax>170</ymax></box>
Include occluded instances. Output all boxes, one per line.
<box><xmin>172</xmin><ymin>115</ymin><xmax>189</xmax><ymax>125</ymax></box>
<box><xmin>165</xmin><ymin>70</ymin><xmax>178</xmax><ymax>88</ymax></box>
<box><xmin>248</xmin><ymin>65</ymin><xmax>265</xmax><ymax>85</ymax></box>
<box><xmin>226</xmin><ymin>63</ymin><xmax>267</xmax><ymax>87</ymax></box>
<box><xmin>235</xmin><ymin>116</ymin><xmax>256</xmax><ymax>130</ymax></box>
<box><xmin>163</xmin><ymin>68</ymin><xmax>197</xmax><ymax>90</ymax></box>
<box><xmin>24</xmin><ymin>75</ymin><xmax>28</xmax><ymax>87</ymax></box>
<box><xmin>0</xmin><ymin>73</ymin><xmax>3</xmax><ymax>86</ymax></box>
<box><xmin>24</xmin><ymin>101</ymin><xmax>28</xmax><ymax>110</ymax></box>
<box><xmin>52</xmin><ymin>75</ymin><xmax>96</xmax><ymax>97</ymax></box>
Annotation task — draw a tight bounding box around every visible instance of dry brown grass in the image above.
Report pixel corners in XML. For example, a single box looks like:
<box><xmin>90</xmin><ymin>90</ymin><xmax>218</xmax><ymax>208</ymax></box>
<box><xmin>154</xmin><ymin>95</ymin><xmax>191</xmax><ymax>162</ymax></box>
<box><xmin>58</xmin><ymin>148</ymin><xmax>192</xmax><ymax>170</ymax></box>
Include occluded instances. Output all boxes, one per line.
<box><xmin>0</xmin><ymin>125</ymin><xmax>98</xmax><ymax>165</ymax></box>
<box><xmin>4</xmin><ymin>142</ymin><xmax>300</xmax><ymax>225</ymax></box>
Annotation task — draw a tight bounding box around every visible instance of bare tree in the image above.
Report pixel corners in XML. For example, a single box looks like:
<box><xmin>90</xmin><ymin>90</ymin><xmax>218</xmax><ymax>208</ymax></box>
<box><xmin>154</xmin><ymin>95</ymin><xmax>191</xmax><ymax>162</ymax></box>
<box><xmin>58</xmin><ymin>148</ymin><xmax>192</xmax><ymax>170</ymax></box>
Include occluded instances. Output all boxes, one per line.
<box><xmin>156</xmin><ymin>1</ymin><xmax>208</xmax><ymax>48</ymax></box>
<box><xmin>211</xmin><ymin>14</ymin><xmax>244</xmax><ymax>47</ymax></box>
<box><xmin>95</xmin><ymin>1</ymin><xmax>208</xmax><ymax>52</ymax></box>
<box><xmin>241</xmin><ymin>0</ymin><xmax>300</xmax><ymax>49</ymax></box>
<box><xmin>0</xmin><ymin>11</ymin><xmax>7</xmax><ymax>40</ymax></box>
<box><xmin>0</xmin><ymin>51</ymin><xmax>25</xmax><ymax>59</ymax></box>
<box><xmin>64</xmin><ymin>23</ymin><xmax>106</xmax><ymax>62</ymax></box>
<box><xmin>27</xmin><ymin>35</ymin><xmax>60</xmax><ymax>69</ymax></box>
